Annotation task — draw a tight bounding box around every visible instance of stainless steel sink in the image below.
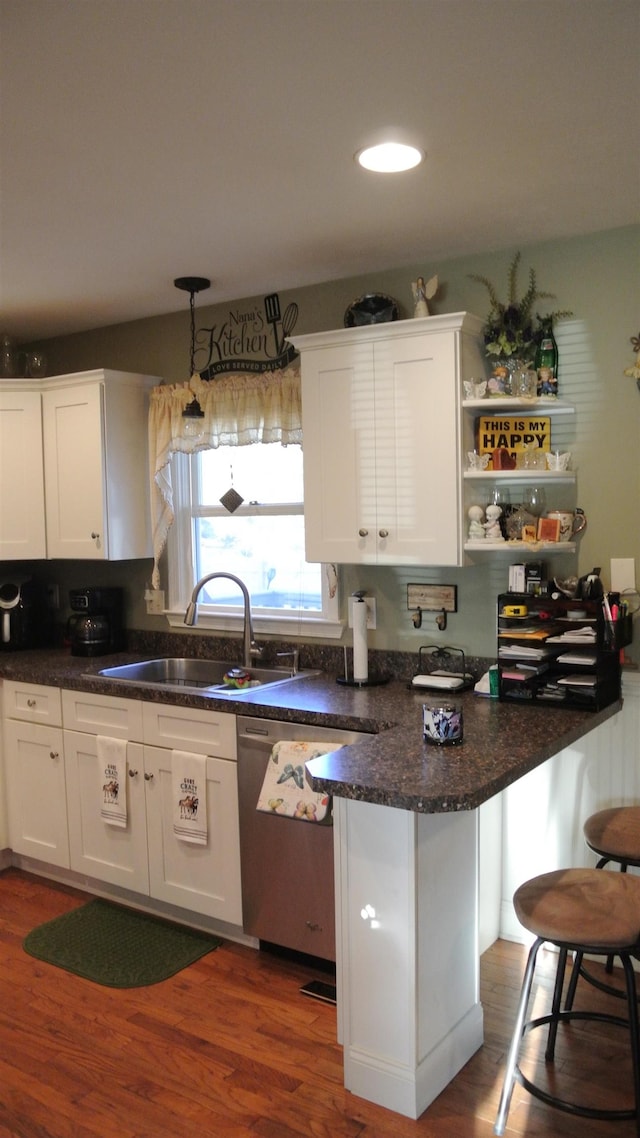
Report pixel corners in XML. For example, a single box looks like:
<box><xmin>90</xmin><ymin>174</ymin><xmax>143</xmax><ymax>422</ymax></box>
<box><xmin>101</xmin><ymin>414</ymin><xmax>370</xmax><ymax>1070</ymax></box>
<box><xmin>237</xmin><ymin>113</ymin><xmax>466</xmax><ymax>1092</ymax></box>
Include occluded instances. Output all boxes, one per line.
<box><xmin>93</xmin><ymin>657</ymin><xmax>317</xmax><ymax>696</ymax></box>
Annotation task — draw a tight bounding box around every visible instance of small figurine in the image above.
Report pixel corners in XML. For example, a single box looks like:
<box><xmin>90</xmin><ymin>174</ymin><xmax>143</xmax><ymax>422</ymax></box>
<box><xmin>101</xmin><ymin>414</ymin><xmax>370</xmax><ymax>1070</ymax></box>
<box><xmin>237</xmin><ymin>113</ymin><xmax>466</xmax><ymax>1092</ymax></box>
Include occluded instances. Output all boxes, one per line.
<box><xmin>484</xmin><ymin>503</ymin><xmax>505</xmax><ymax>541</ymax></box>
<box><xmin>411</xmin><ymin>274</ymin><xmax>438</xmax><ymax>318</ymax></box>
<box><xmin>467</xmin><ymin>505</ymin><xmax>485</xmax><ymax>540</ymax></box>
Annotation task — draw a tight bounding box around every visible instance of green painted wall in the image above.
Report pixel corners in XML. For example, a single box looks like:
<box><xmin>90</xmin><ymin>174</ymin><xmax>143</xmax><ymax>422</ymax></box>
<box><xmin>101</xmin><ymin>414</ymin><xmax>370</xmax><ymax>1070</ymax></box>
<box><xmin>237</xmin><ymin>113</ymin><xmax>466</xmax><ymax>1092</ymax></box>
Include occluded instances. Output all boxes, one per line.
<box><xmin>24</xmin><ymin>224</ymin><xmax>640</xmax><ymax>661</ymax></box>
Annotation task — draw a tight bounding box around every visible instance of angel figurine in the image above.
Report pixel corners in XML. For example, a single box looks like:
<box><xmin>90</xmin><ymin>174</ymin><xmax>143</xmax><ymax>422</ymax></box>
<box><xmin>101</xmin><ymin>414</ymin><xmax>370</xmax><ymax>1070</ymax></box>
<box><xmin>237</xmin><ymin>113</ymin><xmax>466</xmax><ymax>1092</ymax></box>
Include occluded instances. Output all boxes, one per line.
<box><xmin>467</xmin><ymin>505</ymin><xmax>485</xmax><ymax>540</ymax></box>
<box><xmin>411</xmin><ymin>274</ymin><xmax>438</xmax><ymax>318</ymax></box>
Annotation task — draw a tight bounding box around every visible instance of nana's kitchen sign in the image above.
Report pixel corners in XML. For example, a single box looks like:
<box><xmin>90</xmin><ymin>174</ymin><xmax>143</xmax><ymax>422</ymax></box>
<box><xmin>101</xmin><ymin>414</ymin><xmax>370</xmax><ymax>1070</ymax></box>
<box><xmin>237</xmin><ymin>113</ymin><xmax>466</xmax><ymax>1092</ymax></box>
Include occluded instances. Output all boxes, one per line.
<box><xmin>195</xmin><ymin>293</ymin><xmax>299</xmax><ymax>379</ymax></box>
<box><xmin>476</xmin><ymin>415</ymin><xmax>551</xmax><ymax>459</ymax></box>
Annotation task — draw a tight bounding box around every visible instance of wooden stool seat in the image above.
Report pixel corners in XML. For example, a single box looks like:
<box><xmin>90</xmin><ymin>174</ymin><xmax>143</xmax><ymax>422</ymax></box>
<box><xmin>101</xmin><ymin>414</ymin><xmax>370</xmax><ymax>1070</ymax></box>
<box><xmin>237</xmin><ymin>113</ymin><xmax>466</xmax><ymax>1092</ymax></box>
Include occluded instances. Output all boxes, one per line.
<box><xmin>515</xmin><ymin>866</ymin><xmax>640</xmax><ymax>947</ymax></box>
<box><xmin>494</xmin><ymin>867</ymin><xmax>640</xmax><ymax>1136</ymax></box>
<box><xmin>584</xmin><ymin>806</ymin><xmax>640</xmax><ymax>866</ymax></box>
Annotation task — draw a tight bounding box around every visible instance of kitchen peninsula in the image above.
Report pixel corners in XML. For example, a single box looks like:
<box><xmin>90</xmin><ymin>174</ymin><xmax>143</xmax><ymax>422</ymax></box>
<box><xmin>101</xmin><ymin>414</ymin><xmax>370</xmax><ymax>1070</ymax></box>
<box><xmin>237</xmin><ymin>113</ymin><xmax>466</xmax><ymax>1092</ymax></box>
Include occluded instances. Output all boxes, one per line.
<box><xmin>0</xmin><ymin>650</ymin><xmax>622</xmax><ymax>1120</ymax></box>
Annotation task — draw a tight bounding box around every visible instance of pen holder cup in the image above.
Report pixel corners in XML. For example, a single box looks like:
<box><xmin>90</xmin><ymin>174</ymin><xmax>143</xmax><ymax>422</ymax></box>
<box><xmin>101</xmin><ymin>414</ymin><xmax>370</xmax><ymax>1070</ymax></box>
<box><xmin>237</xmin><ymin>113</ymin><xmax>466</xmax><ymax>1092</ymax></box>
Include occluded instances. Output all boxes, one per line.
<box><xmin>605</xmin><ymin>614</ymin><xmax>633</xmax><ymax>651</ymax></box>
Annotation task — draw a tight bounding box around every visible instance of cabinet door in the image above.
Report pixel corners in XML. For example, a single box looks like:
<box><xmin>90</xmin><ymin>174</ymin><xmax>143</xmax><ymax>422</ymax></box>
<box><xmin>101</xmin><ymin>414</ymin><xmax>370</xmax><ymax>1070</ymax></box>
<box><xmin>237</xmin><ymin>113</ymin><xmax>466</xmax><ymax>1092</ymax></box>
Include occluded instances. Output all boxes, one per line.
<box><xmin>301</xmin><ymin>341</ymin><xmax>376</xmax><ymax>563</ymax></box>
<box><xmin>4</xmin><ymin>719</ymin><xmax>69</xmax><ymax>867</ymax></box>
<box><xmin>373</xmin><ymin>330</ymin><xmax>460</xmax><ymax>565</ymax></box>
<box><xmin>301</xmin><ymin>329</ymin><xmax>462</xmax><ymax>566</ymax></box>
<box><xmin>143</xmin><ymin>745</ymin><xmax>242</xmax><ymax>925</ymax></box>
<box><xmin>0</xmin><ymin>391</ymin><xmax>46</xmax><ymax>559</ymax></box>
<box><xmin>42</xmin><ymin>382</ymin><xmax>107</xmax><ymax>559</ymax></box>
<box><xmin>64</xmin><ymin>730</ymin><xmax>149</xmax><ymax>893</ymax></box>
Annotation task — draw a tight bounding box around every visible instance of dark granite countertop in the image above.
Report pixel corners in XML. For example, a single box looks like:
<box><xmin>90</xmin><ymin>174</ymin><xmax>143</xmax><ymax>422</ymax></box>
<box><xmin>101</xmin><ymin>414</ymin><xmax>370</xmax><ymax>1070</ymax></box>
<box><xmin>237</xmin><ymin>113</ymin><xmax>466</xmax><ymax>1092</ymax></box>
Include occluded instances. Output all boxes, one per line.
<box><xmin>0</xmin><ymin>648</ymin><xmax>621</xmax><ymax>814</ymax></box>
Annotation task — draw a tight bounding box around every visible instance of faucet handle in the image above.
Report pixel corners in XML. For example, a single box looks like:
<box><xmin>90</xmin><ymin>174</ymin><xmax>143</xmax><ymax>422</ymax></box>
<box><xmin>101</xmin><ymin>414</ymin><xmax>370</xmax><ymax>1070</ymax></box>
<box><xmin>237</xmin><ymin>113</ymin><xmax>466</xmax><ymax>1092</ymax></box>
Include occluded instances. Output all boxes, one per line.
<box><xmin>276</xmin><ymin>649</ymin><xmax>299</xmax><ymax>675</ymax></box>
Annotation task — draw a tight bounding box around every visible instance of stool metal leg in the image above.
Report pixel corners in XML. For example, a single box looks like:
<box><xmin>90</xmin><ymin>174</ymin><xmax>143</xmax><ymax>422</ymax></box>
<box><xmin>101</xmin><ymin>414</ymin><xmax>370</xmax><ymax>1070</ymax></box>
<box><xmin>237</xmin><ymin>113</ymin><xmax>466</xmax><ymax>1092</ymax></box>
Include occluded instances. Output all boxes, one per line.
<box><xmin>564</xmin><ymin>948</ymin><xmax>583</xmax><ymax>1011</ymax></box>
<box><xmin>494</xmin><ymin>937</ymin><xmax>543</xmax><ymax>1137</ymax></box>
<box><xmin>620</xmin><ymin>952</ymin><xmax>640</xmax><ymax>1138</ymax></box>
<box><xmin>545</xmin><ymin>946</ymin><xmax>568</xmax><ymax>1061</ymax></box>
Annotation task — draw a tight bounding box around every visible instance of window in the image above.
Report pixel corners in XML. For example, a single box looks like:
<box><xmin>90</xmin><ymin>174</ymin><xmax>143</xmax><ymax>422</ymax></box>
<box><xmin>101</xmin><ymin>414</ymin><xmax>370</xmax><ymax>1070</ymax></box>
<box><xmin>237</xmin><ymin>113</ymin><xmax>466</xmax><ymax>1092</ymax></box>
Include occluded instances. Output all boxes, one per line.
<box><xmin>166</xmin><ymin>443</ymin><xmax>341</xmax><ymax>637</ymax></box>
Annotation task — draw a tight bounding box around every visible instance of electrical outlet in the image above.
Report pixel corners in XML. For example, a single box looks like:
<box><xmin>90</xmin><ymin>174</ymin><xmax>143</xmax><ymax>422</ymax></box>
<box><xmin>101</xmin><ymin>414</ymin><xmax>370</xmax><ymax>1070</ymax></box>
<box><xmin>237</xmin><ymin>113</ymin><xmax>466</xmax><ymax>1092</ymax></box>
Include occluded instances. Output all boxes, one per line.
<box><xmin>46</xmin><ymin>583</ymin><xmax>60</xmax><ymax>609</ymax></box>
<box><xmin>348</xmin><ymin>596</ymin><xmax>376</xmax><ymax>629</ymax></box>
<box><xmin>145</xmin><ymin>589</ymin><xmax>165</xmax><ymax>614</ymax></box>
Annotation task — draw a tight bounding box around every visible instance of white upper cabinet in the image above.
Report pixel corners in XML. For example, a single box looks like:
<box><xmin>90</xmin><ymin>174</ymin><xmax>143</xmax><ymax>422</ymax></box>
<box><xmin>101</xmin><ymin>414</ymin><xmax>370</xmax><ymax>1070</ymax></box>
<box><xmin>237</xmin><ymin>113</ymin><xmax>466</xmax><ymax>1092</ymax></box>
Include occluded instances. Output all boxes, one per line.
<box><xmin>42</xmin><ymin>370</ymin><xmax>156</xmax><ymax>560</ymax></box>
<box><xmin>294</xmin><ymin>313</ymin><xmax>485</xmax><ymax>566</ymax></box>
<box><xmin>0</xmin><ymin>387</ymin><xmax>46</xmax><ymax>559</ymax></box>
<box><xmin>0</xmin><ymin>369</ymin><xmax>157</xmax><ymax>561</ymax></box>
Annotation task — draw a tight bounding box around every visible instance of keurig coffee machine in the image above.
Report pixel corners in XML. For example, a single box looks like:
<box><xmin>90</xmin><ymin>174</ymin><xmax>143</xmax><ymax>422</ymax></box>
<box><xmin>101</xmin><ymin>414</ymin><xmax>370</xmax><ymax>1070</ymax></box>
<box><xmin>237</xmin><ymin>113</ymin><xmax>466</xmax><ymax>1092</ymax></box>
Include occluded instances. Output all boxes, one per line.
<box><xmin>0</xmin><ymin>577</ymin><xmax>46</xmax><ymax>650</ymax></box>
<box><xmin>67</xmin><ymin>587</ymin><xmax>124</xmax><ymax>656</ymax></box>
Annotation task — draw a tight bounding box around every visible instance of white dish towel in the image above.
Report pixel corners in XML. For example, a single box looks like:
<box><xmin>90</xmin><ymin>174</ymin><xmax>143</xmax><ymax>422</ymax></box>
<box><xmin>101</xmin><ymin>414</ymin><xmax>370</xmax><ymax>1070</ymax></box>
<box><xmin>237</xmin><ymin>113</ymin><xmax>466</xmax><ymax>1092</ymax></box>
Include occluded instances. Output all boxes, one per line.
<box><xmin>171</xmin><ymin>751</ymin><xmax>207</xmax><ymax>845</ymax></box>
<box><xmin>97</xmin><ymin>735</ymin><xmax>128</xmax><ymax>827</ymax></box>
<box><xmin>256</xmin><ymin>741</ymin><xmax>338</xmax><ymax>822</ymax></box>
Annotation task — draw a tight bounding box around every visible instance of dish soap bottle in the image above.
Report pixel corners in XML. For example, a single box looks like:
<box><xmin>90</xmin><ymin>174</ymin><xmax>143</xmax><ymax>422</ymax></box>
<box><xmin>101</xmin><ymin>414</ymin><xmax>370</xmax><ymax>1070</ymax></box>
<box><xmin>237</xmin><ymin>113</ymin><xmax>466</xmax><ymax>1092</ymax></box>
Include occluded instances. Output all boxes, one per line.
<box><xmin>535</xmin><ymin>318</ymin><xmax>558</xmax><ymax>397</ymax></box>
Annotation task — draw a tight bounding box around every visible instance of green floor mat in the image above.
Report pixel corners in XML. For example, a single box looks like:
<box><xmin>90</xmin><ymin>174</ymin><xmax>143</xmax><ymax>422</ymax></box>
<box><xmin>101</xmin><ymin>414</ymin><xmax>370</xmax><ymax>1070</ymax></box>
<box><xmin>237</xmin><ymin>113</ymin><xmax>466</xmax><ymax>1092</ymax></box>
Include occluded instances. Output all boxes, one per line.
<box><xmin>23</xmin><ymin>898</ymin><xmax>221</xmax><ymax>987</ymax></box>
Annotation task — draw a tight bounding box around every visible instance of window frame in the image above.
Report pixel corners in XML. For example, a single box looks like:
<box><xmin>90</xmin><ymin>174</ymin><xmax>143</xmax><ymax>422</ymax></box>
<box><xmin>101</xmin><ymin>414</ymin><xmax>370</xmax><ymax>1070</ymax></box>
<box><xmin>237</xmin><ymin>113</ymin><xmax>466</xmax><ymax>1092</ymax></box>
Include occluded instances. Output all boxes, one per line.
<box><xmin>164</xmin><ymin>449</ymin><xmax>342</xmax><ymax>638</ymax></box>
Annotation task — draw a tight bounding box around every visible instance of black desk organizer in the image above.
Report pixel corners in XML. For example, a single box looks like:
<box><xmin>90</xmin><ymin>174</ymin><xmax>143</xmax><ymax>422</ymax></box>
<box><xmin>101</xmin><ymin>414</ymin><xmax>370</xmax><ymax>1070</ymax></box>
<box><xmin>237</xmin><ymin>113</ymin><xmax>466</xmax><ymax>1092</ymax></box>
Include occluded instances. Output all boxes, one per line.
<box><xmin>497</xmin><ymin>593</ymin><xmax>631</xmax><ymax>711</ymax></box>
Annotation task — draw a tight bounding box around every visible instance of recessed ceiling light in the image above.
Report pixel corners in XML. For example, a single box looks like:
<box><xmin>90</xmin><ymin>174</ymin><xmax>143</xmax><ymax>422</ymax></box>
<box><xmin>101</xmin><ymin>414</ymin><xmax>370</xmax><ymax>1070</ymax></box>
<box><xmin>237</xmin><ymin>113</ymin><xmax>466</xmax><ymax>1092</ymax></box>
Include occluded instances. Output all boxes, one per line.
<box><xmin>356</xmin><ymin>142</ymin><xmax>424</xmax><ymax>173</ymax></box>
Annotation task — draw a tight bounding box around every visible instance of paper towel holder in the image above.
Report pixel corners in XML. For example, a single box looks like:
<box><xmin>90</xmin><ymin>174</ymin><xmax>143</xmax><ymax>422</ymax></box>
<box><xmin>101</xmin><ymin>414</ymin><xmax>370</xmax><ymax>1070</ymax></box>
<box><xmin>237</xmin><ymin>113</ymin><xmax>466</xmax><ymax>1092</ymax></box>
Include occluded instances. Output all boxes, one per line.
<box><xmin>337</xmin><ymin>591</ymin><xmax>391</xmax><ymax>688</ymax></box>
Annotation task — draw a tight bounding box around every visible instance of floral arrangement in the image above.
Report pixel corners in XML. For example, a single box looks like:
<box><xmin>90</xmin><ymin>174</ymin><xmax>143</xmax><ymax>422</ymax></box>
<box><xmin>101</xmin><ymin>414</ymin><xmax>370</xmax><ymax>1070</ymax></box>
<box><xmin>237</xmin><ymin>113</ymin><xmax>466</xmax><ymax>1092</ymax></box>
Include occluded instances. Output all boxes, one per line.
<box><xmin>468</xmin><ymin>252</ymin><xmax>572</xmax><ymax>361</ymax></box>
<box><xmin>623</xmin><ymin>333</ymin><xmax>640</xmax><ymax>384</ymax></box>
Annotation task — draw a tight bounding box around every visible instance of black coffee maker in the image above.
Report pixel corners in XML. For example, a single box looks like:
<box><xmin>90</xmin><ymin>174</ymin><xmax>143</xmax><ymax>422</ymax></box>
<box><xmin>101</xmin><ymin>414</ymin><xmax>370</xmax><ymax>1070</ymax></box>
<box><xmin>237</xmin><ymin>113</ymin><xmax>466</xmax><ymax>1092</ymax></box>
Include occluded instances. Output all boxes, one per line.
<box><xmin>67</xmin><ymin>587</ymin><xmax>124</xmax><ymax>656</ymax></box>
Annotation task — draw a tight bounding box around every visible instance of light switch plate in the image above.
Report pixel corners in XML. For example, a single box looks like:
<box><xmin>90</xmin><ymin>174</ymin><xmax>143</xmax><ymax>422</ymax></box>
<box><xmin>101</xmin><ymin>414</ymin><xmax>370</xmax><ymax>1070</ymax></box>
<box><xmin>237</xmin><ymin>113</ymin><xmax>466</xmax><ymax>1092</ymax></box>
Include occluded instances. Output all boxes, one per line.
<box><xmin>610</xmin><ymin>558</ymin><xmax>636</xmax><ymax>594</ymax></box>
<box><xmin>407</xmin><ymin>584</ymin><xmax>457</xmax><ymax>612</ymax></box>
<box><xmin>348</xmin><ymin>596</ymin><xmax>376</xmax><ymax>629</ymax></box>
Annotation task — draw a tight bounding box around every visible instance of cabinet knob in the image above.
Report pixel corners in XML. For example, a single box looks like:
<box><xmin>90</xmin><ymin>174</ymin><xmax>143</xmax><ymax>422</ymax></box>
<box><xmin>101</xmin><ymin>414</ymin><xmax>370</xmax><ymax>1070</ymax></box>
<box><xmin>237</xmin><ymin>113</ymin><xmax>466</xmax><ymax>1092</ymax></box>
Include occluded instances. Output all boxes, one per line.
<box><xmin>378</xmin><ymin>529</ymin><xmax>389</xmax><ymax>539</ymax></box>
<box><xmin>358</xmin><ymin>528</ymin><xmax>369</xmax><ymax>537</ymax></box>
<box><xmin>128</xmin><ymin>768</ymin><xmax>138</xmax><ymax>778</ymax></box>
<box><xmin>49</xmin><ymin>751</ymin><xmax>59</xmax><ymax>760</ymax></box>
<box><xmin>144</xmin><ymin>771</ymin><xmax>154</xmax><ymax>781</ymax></box>
<box><xmin>27</xmin><ymin>698</ymin><xmax>36</xmax><ymax>708</ymax></box>
<box><xmin>91</xmin><ymin>532</ymin><xmax>100</xmax><ymax>541</ymax></box>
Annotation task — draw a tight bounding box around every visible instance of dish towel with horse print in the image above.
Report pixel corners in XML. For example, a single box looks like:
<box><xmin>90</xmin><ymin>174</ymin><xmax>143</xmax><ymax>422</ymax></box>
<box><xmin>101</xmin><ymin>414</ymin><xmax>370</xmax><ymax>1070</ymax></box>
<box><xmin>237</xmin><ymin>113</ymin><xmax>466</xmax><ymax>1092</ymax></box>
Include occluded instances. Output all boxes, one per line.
<box><xmin>256</xmin><ymin>740</ymin><xmax>339</xmax><ymax>822</ymax></box>
<box><xmin>171</xmin><ymin>751</ymin><xmax>207</xmax><ymax>844</ymax></box>
<box><xmin>98</xmin><ymin>736</ymin><xmax>128</xmax><ymax>827</ymax></box>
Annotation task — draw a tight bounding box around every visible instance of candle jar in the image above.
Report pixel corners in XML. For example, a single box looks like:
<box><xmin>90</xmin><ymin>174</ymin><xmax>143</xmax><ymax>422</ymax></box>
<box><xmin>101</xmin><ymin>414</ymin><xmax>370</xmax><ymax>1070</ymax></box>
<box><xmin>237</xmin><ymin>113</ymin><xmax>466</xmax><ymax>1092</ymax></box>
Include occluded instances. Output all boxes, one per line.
<box><xmin>423</xmin><ymin>704</ymin><xmax>464</xmax><ymax>746</ymax></box>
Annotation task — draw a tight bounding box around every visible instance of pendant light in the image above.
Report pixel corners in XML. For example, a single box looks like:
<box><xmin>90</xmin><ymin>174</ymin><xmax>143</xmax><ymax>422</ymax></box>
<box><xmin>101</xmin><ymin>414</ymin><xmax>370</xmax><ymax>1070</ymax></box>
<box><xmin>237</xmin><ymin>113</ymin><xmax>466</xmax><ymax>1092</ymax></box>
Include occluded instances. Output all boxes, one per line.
<box><xmin>176</xmin><ymin>275</ymin><xmax>210</xmax><ymax>439</ymax></box>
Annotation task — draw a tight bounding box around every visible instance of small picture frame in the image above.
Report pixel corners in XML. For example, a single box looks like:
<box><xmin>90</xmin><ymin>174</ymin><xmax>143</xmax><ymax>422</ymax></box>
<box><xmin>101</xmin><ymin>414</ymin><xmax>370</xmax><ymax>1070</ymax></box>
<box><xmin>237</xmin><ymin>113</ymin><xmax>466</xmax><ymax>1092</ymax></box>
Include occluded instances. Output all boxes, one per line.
<box><xmin>537</xmin><ymin>516</ymin><xmax>561</xmax><ymax>542</ymax></box>
<box><xmin>521</xmin><ymin>524</ymin><xmax>538</xmax><ymax>543</ymax></box>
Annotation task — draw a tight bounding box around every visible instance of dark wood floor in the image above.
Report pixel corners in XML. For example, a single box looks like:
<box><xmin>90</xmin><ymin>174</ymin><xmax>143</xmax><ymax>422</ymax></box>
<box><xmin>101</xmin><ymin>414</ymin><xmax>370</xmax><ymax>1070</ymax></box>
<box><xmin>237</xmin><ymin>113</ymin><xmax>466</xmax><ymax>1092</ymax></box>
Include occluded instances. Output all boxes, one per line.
<box><xmin>0</xmin><ymin>867</ymin><xmax>636</xmax><ymax>1137</ymax></box>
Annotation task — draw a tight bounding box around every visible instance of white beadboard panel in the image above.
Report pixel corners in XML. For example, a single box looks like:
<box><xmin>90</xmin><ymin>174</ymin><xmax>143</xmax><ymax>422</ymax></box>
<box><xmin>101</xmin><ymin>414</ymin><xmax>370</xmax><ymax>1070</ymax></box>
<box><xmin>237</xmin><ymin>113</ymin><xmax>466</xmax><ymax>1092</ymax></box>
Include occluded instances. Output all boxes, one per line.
<box><xmin>501</xmin><ymin>674</ymin><xmax>640</xmax><ymax>942</ymax></box>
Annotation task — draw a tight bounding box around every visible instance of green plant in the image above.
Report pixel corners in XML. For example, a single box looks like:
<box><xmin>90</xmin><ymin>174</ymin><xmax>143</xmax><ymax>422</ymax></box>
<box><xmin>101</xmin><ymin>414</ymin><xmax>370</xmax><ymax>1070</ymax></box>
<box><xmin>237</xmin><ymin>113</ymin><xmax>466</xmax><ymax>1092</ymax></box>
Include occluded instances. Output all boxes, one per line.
<box><xmin>468</xmin><ymin>252</ymin><xmax>572</xmax><ymax>360</ymax></box>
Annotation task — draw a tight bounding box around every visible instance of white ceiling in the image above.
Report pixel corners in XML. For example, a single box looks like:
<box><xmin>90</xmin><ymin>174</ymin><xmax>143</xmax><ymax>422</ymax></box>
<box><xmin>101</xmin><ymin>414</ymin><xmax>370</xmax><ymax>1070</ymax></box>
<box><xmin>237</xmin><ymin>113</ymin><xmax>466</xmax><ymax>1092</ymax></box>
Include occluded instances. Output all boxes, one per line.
<box><xmin>1</xmin><ymin>0</ymin><xmax>638</xmax><ymax>343</ymax></box>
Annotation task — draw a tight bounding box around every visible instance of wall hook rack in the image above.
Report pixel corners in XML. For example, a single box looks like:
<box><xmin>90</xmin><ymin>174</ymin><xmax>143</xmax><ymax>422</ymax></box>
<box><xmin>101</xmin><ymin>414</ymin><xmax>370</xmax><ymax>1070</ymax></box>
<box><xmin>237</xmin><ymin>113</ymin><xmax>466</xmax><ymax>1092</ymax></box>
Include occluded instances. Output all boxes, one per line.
<box><xmin>412</xmin><ymin>605</ymin><xmax>448</xmax><ymax>631</ymax></box>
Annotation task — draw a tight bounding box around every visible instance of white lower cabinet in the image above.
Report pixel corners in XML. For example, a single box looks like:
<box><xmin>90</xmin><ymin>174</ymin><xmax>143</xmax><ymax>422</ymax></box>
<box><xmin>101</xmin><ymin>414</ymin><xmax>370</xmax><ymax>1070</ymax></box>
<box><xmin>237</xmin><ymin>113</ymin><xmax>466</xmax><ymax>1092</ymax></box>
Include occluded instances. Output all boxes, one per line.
<box><xmin>3</xmin><ymin>682</ymin><xmax>242</xmax><ymax>926</ymax></box>
<box><xmin>143</xmin><ymin>744</ymin><xmax>242</xmax><ymax>923</ymax></box>
<box><xmin>5</xmin><ymin>717</ymin><xmax>69</xmax><ymax>869</ymax></box>
<box><xmin>64</xmin><ymin>730</ymin><xmax>150</xmax><ymax>894</ymax></box>
<box><xmin>3</xmin><ymin>682</ymin><xmax>69</xmax><ymax>868</ymax></box>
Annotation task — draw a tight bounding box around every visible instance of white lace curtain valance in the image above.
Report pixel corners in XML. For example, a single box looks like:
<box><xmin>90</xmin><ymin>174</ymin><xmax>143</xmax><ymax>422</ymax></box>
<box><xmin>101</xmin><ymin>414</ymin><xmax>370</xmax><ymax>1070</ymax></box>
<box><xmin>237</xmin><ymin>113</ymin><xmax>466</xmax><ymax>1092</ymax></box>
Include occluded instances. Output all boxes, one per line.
<box><xmin>149</xmin><ymin>365</ymin><xmax>302</xmax><ymax>589</ymax></box>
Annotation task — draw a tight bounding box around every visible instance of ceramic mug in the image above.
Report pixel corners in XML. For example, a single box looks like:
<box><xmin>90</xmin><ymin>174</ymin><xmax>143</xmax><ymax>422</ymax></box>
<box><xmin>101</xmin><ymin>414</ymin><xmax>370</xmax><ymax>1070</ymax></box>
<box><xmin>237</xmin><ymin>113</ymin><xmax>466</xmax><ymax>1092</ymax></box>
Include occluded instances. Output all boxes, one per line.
<box><xmin>546</xmin><ymin>509</ymin><xmax>587</xmax><ymax>542</ymax></box>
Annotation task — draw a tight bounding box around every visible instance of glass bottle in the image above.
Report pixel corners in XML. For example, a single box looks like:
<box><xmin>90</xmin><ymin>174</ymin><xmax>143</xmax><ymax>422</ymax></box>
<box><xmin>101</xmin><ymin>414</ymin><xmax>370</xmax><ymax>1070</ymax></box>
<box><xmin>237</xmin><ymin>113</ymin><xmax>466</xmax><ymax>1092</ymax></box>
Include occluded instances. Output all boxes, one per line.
<box><xmin>0</xmin><ymin>334</ymin><xmax>17</xmax><ymax>378</ymax></box>
<box><xmin>535</xmin><ymin>321</ymin><xmax>558</xmax><ymax>397</ymax></box>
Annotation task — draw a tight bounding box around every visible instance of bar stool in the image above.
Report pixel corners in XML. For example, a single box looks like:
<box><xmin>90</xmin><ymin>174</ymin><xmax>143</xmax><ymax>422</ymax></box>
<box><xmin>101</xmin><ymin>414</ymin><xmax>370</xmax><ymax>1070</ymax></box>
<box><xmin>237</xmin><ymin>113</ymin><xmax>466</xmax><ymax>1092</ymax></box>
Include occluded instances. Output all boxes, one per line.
<box><xmin>567</xmin><ymin>806</ymin><xmax>640</xmax><ymax>1003</ymax></box>
<box><xmin>494</xmin><ymin>867</ymin><xmax>640</xmax><ymax>1136</ymax></box>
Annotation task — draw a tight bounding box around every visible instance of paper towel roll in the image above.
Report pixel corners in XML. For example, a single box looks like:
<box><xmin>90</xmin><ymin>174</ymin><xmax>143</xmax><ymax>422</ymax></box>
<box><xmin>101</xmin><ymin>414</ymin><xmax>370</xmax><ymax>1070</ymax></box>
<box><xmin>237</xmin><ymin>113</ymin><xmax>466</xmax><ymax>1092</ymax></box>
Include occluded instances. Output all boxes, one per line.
<box><xmin>352</xmin><ymin>597</ymin><xmax>368</xmax><ymax>683</ymax></box>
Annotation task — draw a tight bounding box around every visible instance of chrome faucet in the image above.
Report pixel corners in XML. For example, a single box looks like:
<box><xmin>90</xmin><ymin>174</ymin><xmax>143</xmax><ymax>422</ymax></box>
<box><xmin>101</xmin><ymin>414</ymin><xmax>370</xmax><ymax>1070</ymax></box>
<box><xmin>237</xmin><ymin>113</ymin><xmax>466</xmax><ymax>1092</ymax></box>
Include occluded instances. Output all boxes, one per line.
<box><xmin>184</xmin><ymin>572</ymin><xmax>259</xmax><ymax>669</ymax></box>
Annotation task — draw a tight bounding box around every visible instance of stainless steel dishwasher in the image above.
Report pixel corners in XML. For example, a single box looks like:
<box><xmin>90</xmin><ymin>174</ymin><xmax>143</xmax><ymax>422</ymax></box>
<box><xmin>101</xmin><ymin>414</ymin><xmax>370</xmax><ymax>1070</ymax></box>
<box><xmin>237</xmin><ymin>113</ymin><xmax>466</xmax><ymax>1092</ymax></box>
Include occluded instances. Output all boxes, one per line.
<box><xmin>237</xmin><ymin>714</ymin><xmax>371</xmax><ymax>962</ymax></box>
